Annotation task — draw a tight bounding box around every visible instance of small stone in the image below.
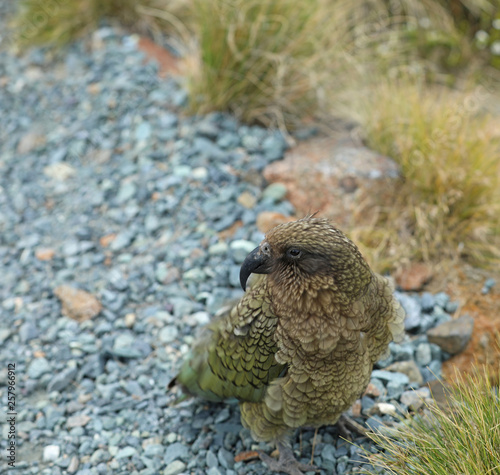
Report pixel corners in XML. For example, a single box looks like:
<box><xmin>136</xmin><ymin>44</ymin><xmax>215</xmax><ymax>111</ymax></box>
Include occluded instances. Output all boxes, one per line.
<box><xmin>420</xmin><ymin>292</ymin><xmax>435</xmax><ymax>312</ymax></box>
<box><xmin>145</xmin><ymin>214</ymin><xmax>161</xmax><ymax>232</ymax></box>
<box><xmin>369</xmin><ymin>402</ymin><xmax>397</xmax><ymax>416</ymax></box>
<box><xmin>208</xmin><ymin>242</ymin><xmax>229</xmax><ymax>256</ymax></box>
<box><xmin>164</xmin><ymin>460</ymin><xmax>187</xmax><ymax>475</ymax></box>
<box><xmin>135</xmin><ymin>122</ymin><xmax>152</xmax><ymax>142</ymax></box>
<box><xmin>415</xmin><ymin>343</ymin><xmax>432</xmax><ymax>366</ymax></box>
<box><xmin>183</xmin><ymin>268</ymin><xmax>206</xmax><ymax>283</ymax></box>
<box><xmin>237</xmin><ymin>191</ymin><xmax>257</xmax><ymax>209</ymax></box>
<box><xmin>363</xmin><ymin>382</ymin><xmax>381</xmax><ymax>397</ymax></box>
<box><xmin>47</xmin><ymin>366</ymin><xmax>78</xmax><ymax>392</ymax></box>
<box><xmin>262</xmin><ymin>133</ymin><xmax>287</xmax><ymax>161</ymax></box>
<box><xmin>43</xmin><ymin>445</ymin><xmax>61</xmax><ymax>462</ymax></box>
<box><xmin>185</xmin><ymin>311</ymin><xmax>210</xmax><ymax>326</ymax></box>
<box><xmin>206</xmin><ymin>450</ymin><xmax>219</xmax><ymax>468</ymax></box>
<box><xmin>192</xmin><ymin>167</ymin><xmax>208</xmax><ymax>180</ymax></box>
<box><xmin>400</xmin><ymin>387</ymin><xmax>431</xmax><ymax>411</ymax></box>
<box><xmin>321</xmin><ymin>444</ymin><xmax>337</xmax><ymax>463</ymax></box>
<box><xmin>365</xmin><ymin>416</ymin><xmax>384</xmax><ymax>432</ymax></box>
<box><xmin>115</xmin><ymin>446</ymin><xmax>137</xmax><ymax>459</ymax></box>
<box><xmin>433</xmin><ymin>292</ymin><xmax>450</xmax><ymax>309</ymax></box>
<box><xmin>43</xmin><ymin>162</ymin><xmax>76</xmax><ymax>180</ymax></box>
<box><xmin>35</xmin><ymin>248</ymin><xmax>56</xmax><ymax>261</ymax></box>
<box><xmin>158</xmin><ymin>326</ymin><xmax>179</xmax><ymax>343</ymax></box>
<box><xmin>164</xmin><ymin>442</ymin><xmax>189</xmax><ymax>464</ymax></box>
<box><xmin>54</xmin><ymin>285</ymin><xmax>102</xmax><ymax>322</ymax></box>
<box><xmin>109</xmin><ymin>232</ymin><xmax>134</xmax><ymax>251</ymax></box>
<box><xmin>481</xmin><ymin>278</ymin><xmax>496</xmax><ymax>295</ymax></box>
<box><xmin>19</xmin><ymin>321</ymin><xmax>39</xmax><ymax>342</ymax></box>
<box><xmin>67</xmin><ymin>414</ymin><xmax>91</xmax><ymax>428</ymax></box>
<box><xmin>427</xmin><ymin>315</ymin><xmax>474</xmax><ymax>355</ymax></box>
<box><xmin>262</xmin><ymin>182</ymin><xmax>288</xmax><ymax>202</ymax></box>
<box><xmin>124</xmin><ymin>313</ymin><xmax>136</xmax><ymax>328</ymax></box>
<box><xmin>28</xmin><ymin>357</ymin><xmax>51</xmax><ymax>379</ymax></box>
<box><xmin>445</xmin><ymin>300</ymin><xmax>460</xmax><ymax>314</ymax></box>
<box><xmin>385</xmin><ymin>360</ymin><xmax>423</xmax><ymax>385</ymax></box>
<box><xmin>67</xmin><ymin>456</ymin><xmax>79</xmax><ymax>473</ymax></box>
<box><xmin>350</xmin><ymin>399</ymin><xmax>361</xmax><ymax>417</ymax></box>
<box><xmin>229</xmin><ymin>239</ymin><xmax>257</xmax><ymax>264</ymax></box>
<box><xmin>395</xmin><ymin>292</ymin><xmax>422</xmax><ymax>332</ymax></box>
<box><xmin>114</xmin><ymin>333</ymin><xmax>135</xmax><ymax>349</ymax></box>
<box><xmin>394</xmin><ymin>263</ymin><xmax>433</xmax><ymax>291</ymax></box>
<box><xmin>371</xmin><ymin>370</ymin><xmax>409</xmax><ymax>386</ymax></box>
<box><xmin>0</xmin><ymin>328</ymin><xmax>12</xmax><ymax>344</ymax></box>
<box><xmin>17</xmin><ymin>132</ymin><xmax>46</xmax><ymax>153</ymax></box>
<box><xmin>116</xmin><ymin>182</ymin><xmax>137</xmax><ymax>203</ymax></box>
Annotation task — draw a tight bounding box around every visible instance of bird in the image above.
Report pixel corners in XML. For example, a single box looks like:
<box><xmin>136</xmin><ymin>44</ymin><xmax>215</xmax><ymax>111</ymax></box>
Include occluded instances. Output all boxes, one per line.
<box><xmin>169</xmin><ymin>216</ymin><xmax>405</xmax><ymax>474</ymax></box>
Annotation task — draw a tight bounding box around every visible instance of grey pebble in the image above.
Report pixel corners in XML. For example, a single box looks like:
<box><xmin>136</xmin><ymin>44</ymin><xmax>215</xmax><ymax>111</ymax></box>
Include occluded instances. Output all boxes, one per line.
<box><xmin>19</xmin><ymin>321</ymin><xmax>39</xmax><ymax>342</ymax></box>
<box><xmin>47</xmin><ymin>366</ymin><xmax>78</xmax><ymax>393</ymax></box>
<box><xmin>164</xmin><ymin>442</ymin><xmax>189</xmax><ymax>464</ymax></box>
<box><xmin>28</xmin><ymin>357</ymin><xmax>52</xmax><ymax>379</ymax></box>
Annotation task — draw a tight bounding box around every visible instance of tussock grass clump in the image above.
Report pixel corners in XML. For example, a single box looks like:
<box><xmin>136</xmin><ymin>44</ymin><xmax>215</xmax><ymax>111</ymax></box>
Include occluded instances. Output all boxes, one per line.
<box><xmin>350</xmin><ymin>79</ymin><xmax>500</xmax><ymax>269</ymax></box>
<box><xmin>12</xmin><ymin>0</ymin><xmax>191</xmax><ymax>48</ymax></box>
<box><xmin>365</xmin><ymin>368</ymin><xmax>500</xmax><ymax>475</ymax></box>
<box><xmin>184</xmin><ymin>0</ymin><xmax>330</xmax><ymax>129</ymax></box>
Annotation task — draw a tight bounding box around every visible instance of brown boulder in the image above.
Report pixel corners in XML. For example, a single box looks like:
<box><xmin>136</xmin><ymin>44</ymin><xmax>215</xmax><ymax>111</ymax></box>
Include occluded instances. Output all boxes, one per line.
<box><xmin>263</xmin><ymin>136</ymin><xmax>401</xmax><ymax>226</ymax></box>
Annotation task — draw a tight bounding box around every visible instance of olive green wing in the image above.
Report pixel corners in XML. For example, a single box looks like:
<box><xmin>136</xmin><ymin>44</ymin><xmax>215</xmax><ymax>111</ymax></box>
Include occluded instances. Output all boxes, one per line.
<box><xmin>170</xmin><ymin>276</ymin><xmax>285</xmax><ymax>403</ymax></box>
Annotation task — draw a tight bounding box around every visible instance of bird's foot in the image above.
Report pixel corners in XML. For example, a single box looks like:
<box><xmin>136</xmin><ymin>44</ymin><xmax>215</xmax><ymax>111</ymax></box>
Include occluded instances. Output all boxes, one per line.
<box><xmin>337</xmin><ymin>414</ymin><xmax>367</xmax><ymax>440</ymax></box>
<box><xmin>259</xmin><ymin>443</ymin><xmax>320</xmax><ymax>475</ymax></box>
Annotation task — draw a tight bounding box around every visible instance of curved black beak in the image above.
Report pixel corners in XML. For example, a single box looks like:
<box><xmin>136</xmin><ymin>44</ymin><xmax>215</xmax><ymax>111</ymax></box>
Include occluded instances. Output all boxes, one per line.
<box><xmin>239</xmin><ymin>246</ymin><xmax>272</xmax><ymax>291</ymax></box>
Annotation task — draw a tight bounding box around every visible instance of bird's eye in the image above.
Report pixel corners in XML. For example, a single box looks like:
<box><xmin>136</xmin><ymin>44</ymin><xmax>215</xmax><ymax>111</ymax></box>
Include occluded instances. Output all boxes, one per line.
<box><xmin>287</xmin><ymin>248</ymin><xmax>302</xmax><ymax>259</ymax></box>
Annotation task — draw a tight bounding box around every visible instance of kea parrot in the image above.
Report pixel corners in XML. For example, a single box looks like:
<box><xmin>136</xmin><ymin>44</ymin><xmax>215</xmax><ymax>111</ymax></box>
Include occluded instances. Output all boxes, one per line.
<box><xmin>169</xmin><ymin>216</ymin><xmax>405</xmax><ymax>474</ymax></box>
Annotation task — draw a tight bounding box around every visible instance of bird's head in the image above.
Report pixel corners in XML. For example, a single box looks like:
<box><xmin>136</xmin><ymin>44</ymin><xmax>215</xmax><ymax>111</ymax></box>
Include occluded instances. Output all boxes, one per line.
<box><xmin>240</xmin><ymin>217</ymin><xmax>372</xmax><ymax>303</ymax></box>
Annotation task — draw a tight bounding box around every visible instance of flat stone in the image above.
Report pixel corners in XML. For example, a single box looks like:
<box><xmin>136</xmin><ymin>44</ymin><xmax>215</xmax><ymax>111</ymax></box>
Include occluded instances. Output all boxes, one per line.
<box><xmin>385</xmin><ymin>360</ymin><xmax>423</xmax><ymax>385</ymax></box>
<box><xmin>164</xmin><ymin>442</ymin><xmax>189</xmax><ymax>464</ymax></box>
<box><xmin>158</xmin><ymin>325</ymin><xmax>179</xmax><ymax>343</ymax></box>
<box><xmin>427</xmin><ymin>315</ymin><xmax>474</xmax><ymax>355</ymax></box>
<box><xmin>47</xmin><ymin>366</ymin><xmax>78</xmax><ymax>392</ymax></box>
<box><xmin>54</xmin><ymin>285</ymin><xmax>102</xmax><ymax>322</ymax></box>
<box><xmin>67</xmin><ymin>414</ymin><xmax>91</xmax><ymax>428</ymax></box>
<box><xmin>371</xmin><ymin>370</ymin><xmax>409</xmax><ymax>386</ymax></box>
<box><xmin>27</xmin><ymin>357</ymin><xmax>51</xmax><ymax>379</ymax></box>
<box><xmin>400</xmin><ymin>387</ymin><xmax>431</xmax><ymax>411</ymax></box>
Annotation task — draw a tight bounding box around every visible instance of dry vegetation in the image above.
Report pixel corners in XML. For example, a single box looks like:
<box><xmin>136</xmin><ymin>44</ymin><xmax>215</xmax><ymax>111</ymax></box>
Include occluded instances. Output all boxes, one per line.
<box><xmin>365</xmin><ymin>367</ymin><xmax>500</xmax><ymax>475</ymax></box>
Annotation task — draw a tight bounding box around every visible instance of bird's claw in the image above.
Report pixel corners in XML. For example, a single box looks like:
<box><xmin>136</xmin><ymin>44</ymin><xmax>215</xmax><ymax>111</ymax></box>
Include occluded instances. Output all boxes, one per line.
<box><xmin>258</xmin><ymin>444</ymin><xmax>321</xmax><ymax>475</ymax></box>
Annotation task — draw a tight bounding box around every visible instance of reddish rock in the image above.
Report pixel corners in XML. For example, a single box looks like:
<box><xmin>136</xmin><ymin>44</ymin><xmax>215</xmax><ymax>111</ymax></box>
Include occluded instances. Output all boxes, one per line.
<box><xmin>35</xmin><ymin>248</ymin><xmax>56</xmax><ymax>261</ymax></box>
<box><xmin>350</xmin><ymin>399</ymin><xmax>362</xmax><ymax>417</ymax></box>
<box><xmin>263</xmin><ymin>136</ymin><xmax>401</xmax><ymax>226</ymax></box>
<box><xmin>138</xmin><ymin>36</ymin><xmax>180</xmax><ymax>77</ymax></box>
<box><xmin>395</xmin><ymin>263</ymin><xmax>433</xmax><ymax>291</ymax></box>
<box><xmin>256</xmin><ymin>212</ymin><xmax>295</xmax><ymax>233</ymax></box>
<box><xmin>54</xmin><ymin>285</ymin><xmax>102</xmax><ymax>322</ymax></box>
<box><xmin>100</xmin><ymin>233</ymin><xmax>117</xmax><ymax>248</ymax></box>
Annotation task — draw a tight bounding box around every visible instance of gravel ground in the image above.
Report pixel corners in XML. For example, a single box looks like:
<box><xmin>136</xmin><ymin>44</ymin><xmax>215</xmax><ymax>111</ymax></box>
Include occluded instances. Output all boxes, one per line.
<box><xmin>0</xmin><ymin>16</ymin><xmax>467</xmax><ymax>475</ymax></box>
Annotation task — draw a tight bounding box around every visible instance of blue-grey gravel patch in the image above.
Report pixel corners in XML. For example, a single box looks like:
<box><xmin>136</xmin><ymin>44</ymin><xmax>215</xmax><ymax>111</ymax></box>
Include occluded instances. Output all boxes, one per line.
<box><xmin>0</xmin><ymin>12</ymin><xmax>482</xmax><ymax>475</ymax></box>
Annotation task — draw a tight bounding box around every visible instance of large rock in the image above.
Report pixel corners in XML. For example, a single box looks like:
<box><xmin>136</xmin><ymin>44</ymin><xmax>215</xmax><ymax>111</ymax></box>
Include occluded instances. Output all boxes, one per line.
<box><xmin>427</xmin><ymin>314</ymin><xmax>474</xmax><ymax>355</ymax></box>
<box><xmin>263</xmin><ymin>136</ymin><xmax>401</xmax><ymax>226</ymax></box>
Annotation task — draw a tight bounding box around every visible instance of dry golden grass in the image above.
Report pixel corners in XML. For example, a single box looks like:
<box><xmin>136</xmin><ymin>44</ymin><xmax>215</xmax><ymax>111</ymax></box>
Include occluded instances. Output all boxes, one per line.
<box><xmin>364</xmin><ymin>367</ymin><xmax>500</xmax><ymax>475</ymax></box>
<box><xmin>346</xmin><ymin>79</ymin><xmax>500</xmax><ymax>271</ymax></box>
